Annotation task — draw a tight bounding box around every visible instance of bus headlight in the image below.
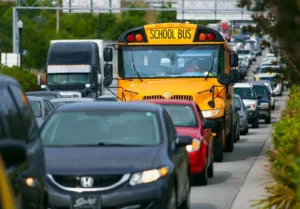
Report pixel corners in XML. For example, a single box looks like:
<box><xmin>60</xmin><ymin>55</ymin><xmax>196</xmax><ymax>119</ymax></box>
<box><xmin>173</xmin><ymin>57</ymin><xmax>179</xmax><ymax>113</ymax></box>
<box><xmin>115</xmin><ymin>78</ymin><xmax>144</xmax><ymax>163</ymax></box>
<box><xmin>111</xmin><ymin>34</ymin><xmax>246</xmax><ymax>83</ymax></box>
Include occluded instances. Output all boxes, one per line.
<box><xmin>202</xmin><ymin>109</ymin><xmax>220</xmax><ymax>118</ymax></box>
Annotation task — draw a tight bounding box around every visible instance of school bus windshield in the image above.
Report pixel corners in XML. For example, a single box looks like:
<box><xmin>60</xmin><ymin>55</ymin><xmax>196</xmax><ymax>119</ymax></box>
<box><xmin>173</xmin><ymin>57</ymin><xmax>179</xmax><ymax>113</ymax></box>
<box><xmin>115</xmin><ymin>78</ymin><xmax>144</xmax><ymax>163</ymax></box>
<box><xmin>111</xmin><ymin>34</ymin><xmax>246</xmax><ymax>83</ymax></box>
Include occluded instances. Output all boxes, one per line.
<box><xmin>121</xmin><ymin>45</ymin><xmax>222</xmax><ymax>78</ymax></box>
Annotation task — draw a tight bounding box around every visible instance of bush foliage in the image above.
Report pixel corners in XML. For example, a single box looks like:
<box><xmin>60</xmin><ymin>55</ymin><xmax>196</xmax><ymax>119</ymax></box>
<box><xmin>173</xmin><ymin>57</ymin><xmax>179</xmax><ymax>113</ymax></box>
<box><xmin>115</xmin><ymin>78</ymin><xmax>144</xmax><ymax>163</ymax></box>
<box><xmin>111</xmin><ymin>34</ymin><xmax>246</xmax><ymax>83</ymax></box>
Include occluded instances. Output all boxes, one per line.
<box><xmin>254</xmin><ymin>87</ymin><xmax>300</xmax><ymax>209</ymax></box>
<box><xmin>0</xmin><ymin>65</ymin><xmax>40</xmax><ymax>92</ymax></box>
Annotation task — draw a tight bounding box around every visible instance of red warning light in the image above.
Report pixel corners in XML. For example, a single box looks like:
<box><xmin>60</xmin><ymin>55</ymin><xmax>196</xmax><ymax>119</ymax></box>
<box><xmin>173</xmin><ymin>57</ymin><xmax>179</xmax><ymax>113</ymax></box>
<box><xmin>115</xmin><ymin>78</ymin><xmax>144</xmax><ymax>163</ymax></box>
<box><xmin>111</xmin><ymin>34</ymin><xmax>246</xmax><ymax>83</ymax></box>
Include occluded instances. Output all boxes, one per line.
<box><xmin>207</xmin><ymin>33</ymin><xmax>215</xmax><ymax>41</ymax></box>
<box><xmin>127</xmin><ymin>34</ymin><xmax>135</xmax><ymax>42</ymax></box>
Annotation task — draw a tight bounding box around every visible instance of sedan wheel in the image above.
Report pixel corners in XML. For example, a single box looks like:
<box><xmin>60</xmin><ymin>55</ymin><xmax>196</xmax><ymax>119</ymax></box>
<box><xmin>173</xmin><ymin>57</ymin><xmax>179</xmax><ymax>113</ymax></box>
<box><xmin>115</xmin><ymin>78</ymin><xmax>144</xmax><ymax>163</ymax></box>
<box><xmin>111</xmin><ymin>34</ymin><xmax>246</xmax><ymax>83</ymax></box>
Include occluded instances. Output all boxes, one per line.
<box><xmin>179</xmin><ymin>178</ymin><xmax>190</xmax><ymax>209</ymax></box>
<box><xmin>168</xmin><ymin>187</ymin><xmax>177</xmax><ymax>209</ymax></box>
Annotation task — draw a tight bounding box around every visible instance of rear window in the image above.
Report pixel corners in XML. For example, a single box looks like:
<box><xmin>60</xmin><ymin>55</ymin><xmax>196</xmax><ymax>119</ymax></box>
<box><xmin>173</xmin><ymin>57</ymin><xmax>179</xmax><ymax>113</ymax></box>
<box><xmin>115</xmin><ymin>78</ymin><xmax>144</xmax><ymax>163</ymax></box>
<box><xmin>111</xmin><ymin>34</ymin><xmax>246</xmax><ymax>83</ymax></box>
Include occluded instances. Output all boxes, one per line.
<box><xmin>234</xmin><ymin>87</ymin><xmax>256</xmax><ymax>100</ymax></box>
<box><xmin>253</xmin><ymin>86</ymin><xmax>268</xmax><ymax>97</ymax></box>
<box><xmin>233</xmin><ymin>97</ymin><xmax>242</xmax><ymax>108</ymax></box>
<box><xmin>29</xmin><ymin>101</ymin><xmax>42</xmax><ymax>118</ymax></box>
<box><xmin>162</xmin><ymin>105</ymin><xmax>198</xmax><ymax>127</ymax></box>
<box><xmin>41</xmin><ymin>111</ymin><xmax>160</xmax><ymax>146</ymax></box>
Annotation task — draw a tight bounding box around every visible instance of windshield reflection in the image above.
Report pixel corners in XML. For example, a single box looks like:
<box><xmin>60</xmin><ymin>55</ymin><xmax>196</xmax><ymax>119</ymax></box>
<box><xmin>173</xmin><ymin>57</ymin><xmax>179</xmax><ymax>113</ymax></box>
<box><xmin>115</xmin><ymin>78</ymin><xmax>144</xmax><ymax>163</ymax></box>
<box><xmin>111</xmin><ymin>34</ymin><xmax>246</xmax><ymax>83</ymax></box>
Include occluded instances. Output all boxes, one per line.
<box><xmin>121</xmin><ymin>45</ymin><xmax>220</xmax><ymax>78</ymax></box>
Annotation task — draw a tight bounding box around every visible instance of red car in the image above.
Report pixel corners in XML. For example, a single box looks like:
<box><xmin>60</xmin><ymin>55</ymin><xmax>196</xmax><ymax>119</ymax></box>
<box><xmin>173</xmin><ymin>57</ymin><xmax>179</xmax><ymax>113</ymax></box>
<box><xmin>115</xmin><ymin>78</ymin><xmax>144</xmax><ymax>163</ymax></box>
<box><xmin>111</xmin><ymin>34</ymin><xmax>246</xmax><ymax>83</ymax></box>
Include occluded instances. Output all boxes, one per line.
<box><xmin>136</xmin><ymin>100</ymin><xmax>215</xmax><ymax>185</ymax></box>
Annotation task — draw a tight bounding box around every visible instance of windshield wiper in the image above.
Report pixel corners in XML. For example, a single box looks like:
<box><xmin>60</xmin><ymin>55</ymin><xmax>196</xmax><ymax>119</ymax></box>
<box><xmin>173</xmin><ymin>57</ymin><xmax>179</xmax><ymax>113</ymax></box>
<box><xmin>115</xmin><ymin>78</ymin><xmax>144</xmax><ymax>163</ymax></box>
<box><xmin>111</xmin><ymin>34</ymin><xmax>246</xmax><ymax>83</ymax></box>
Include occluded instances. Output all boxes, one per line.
<box><xmin>97</xmin><ymin>142</ymin><xmax>143</xmax><ymax>147</ymax></box>
<box><xmin>205</xmin><ymin>50</ymin><xmax>216</xmax><ymax>81</ymax></box>
<box><xmin>130</xmin><ymin>49</ymin><xmax>142</xmax><ymax>82</ymax></box>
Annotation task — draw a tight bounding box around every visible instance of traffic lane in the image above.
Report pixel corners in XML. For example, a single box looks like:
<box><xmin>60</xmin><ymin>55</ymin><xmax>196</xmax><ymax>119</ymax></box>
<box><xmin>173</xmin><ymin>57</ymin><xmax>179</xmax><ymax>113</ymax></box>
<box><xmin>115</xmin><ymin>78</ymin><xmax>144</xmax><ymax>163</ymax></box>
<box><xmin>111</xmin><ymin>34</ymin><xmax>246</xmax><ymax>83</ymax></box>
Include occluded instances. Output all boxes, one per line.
<box><xmin>190</xmin><ymin>50</ymin><xmax>283</xmax><ymax>209</ymax></box>
<box><xmin>190</xmin><ymin>86</ymin><xmax>286</xmax><ymax>209</ymax></box>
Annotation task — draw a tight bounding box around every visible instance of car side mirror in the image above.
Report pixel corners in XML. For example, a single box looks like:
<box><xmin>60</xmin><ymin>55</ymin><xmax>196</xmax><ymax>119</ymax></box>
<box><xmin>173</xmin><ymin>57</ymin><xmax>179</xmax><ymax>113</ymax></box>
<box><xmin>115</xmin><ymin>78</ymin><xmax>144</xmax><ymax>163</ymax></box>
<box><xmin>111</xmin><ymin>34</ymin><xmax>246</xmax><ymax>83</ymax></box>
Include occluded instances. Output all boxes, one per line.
<box><xmin>0</xmin><ymin>139</ymin><xmax>27</xmax><ymax>168</ymax></box>
<box><xmin>230</xmin><ymin>69</ymin><xmax>239</xmax><ymax>83</ymax></box>
<box><xmin>176</xmin><ymin>135</ymin><xmax>192</xmax><ymax>147</ymax></box>
<box><xmin>104</xmin><ymin>64</ymin><xmax>113</xmax><ymax>77</ymax></box>
<box><xmin>203</xmin><ymin>120</ymin><xmax>220</xmax><ymax>129</ymax></box>
<box><xmin>234</xmin><ymin>107</ymin><xmax>241</xmax><ymax>112</ymax></box>
<box><xmin>217</xmin><ymin>73</ymin><xmax>230</xmax><ymax>86</ymax></box>
<box><xmin>103</xmin><ymin>74</ymin><xmax>113</xmax><ymax>88</ymax></box>
<box><xmin>271</xmin><ymin>93</ymin><xmax>275</xmax><ymax>97</ymax></box>
<box><xmin>230</xmin><ymin>53</ymin><xmax>239</xmax><ymax>67</ymax></box>
<box><xmin>103</xmin><ymin>48</ymin><xmax>113</xmax><ymax>62</ymax></box>
<box><xmin>257</xmin><ymin>96</ymin><xmax>262</xmax><ymax>99</ymax></box>
<box><xmin>252</xmin><ymin>71</ymin><xmax>256</xmax><ymax>74</ymax></box>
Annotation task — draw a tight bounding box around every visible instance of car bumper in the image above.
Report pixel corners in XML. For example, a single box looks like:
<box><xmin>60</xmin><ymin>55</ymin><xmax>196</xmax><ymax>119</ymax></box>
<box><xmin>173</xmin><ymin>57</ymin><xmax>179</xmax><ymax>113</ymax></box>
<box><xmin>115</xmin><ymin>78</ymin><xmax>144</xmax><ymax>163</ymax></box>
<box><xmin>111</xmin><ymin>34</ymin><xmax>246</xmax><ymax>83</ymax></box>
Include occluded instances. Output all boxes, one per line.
<box><xmin>258</xmin><ymin>109</ymin><xmax>270</xmax><ymax>119</ymax></box>
<box><xmin>247</xmin><ymin>110</ymin><xmax>258</xmax><ymax>122</ymax></box>
<box><xmin>47</xmin><ymin>178</ymin><xmax>170</xmax><ymax>209</ymax></box>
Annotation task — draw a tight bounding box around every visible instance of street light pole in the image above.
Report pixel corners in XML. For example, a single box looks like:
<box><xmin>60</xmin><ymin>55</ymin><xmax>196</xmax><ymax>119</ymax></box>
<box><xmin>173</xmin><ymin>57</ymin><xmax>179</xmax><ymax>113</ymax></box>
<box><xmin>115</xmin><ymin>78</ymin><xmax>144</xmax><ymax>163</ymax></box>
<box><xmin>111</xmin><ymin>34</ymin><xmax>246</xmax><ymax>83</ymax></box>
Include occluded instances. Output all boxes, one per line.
<box><xmin>18</xmin><ymin>20</ymin><xmax>23</xmax><ymax>72</ymax></box>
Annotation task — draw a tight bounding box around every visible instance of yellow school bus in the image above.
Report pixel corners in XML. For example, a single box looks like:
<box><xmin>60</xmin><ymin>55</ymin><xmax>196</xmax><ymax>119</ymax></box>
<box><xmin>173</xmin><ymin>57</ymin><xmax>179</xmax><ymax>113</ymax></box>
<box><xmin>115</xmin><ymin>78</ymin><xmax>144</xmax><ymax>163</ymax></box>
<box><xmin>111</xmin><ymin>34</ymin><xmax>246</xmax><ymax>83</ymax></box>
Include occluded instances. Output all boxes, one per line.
<box><xmin>103</xmin><ymin>23</ymin><xmax>239</xmax><ymax>162</ymax></box>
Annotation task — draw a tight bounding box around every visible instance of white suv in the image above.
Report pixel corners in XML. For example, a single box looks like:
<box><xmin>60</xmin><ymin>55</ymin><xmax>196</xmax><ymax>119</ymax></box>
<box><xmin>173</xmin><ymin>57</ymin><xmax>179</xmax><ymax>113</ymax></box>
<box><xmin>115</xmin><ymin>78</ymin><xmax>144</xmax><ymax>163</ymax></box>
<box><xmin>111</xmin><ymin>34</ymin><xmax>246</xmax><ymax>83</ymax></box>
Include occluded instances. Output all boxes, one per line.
<box><xmin>233</xmin><ymin>83</ymin><xmax>260</xmax><ymax>128</ymax></box>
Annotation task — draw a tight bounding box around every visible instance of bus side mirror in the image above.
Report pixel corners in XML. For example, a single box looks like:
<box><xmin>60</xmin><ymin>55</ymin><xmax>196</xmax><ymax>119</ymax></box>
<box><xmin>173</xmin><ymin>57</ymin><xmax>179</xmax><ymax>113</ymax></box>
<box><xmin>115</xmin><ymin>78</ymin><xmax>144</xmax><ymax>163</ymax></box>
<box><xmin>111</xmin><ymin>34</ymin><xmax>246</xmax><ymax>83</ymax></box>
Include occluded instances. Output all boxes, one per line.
<box><xmin>230</xmin><ymin>69</ymin><xmax>239</xmax><ymax>83</ymax></box>
<box><xmin>230</xmin><ymin>53</ymin><xmax>239</xmax><ymax>67</ymax></box>
<box><xmin>217</xmin><ymin>73</ymin><xmax>230</xmax><ymax>86</ymax></box>
<box><xmin>104</xmin><ymin>48</ymin><xmax>113</xmax><ymax>62</ymax></box>
<box><xmin>104</xmin><ymin>64</ymin><xmax>113</xmax><ymax>77</ymax></box>
<box><xmin>103</xmin><ymin>75</ymin><xmax>113</xmax><ymax>88</ymax></box>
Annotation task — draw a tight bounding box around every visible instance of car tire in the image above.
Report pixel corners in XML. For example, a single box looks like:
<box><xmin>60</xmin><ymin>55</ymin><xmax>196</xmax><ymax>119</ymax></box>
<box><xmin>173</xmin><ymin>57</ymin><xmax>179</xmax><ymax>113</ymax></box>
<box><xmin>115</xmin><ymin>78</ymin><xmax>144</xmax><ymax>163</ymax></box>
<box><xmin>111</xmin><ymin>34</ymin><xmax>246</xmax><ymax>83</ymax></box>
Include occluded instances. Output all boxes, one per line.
<box><xmin>233</xmin><ymin>126</ymin><xmax>237</xmax><ymax>143</ymax></box>
<box><xmin>246</xmin><ymin>121</ymin><xmax>249</xmax><ymax>134</ymax></box>
<box><xmin>168</xmin><ymin>187</ymin><xmax>177</xmax><ymax>209</ymax></box>
<box><xmin>214</xmin><ymin>135</ymin><xmax>223</xmax><ymax>162</ymax></box>
<box><xmin>208</xmin><ymin>154</ymin><xmax>214</xmax><ymax>178</ymax></box>
<box><xmin>265</xmin><ymin>116</ymin><xmax>271</xmax><ymax>124</ymax></box>
<box><xmin>252</xmin><ymin>118</ymin><xmax>259</xmax><ymax>128</ymax></box>
<box><xmin>272</xmin><ymin>103</ymin><xmax>275</xmax><ymax>110</ymax></box>
<box><xmin>237</xmin><ymin>132</ymin><xmax>240</xmax><ymax>141</ymax></box>
<box><xmin>179</xmin><ymin>177</ymin><xmax>191</xmax><ymax>209</ymax></box>
<box><xmin>196</xmin><ymin>157</ymin><xmax>208</xmax><ymax>186</ymax></box>
<box><xmin>224</xmin><ymin>127</ymin><xmax>234</xmax><ymax>152</ymax></box>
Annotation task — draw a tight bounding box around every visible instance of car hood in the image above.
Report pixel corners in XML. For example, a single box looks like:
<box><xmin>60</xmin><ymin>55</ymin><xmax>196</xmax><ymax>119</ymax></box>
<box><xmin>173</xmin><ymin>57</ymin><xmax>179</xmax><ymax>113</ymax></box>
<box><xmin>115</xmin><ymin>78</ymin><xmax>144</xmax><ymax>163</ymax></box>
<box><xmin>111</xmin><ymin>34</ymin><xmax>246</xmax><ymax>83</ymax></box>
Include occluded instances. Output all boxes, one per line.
<box><xmin>175</xmin><ymin>127</ymin><xmax>199</xmax><ymax>138</ymax></box>
<box><xmin>45</xmin><ymin>146</ymin><xmax>161</xmax><ymax>175</ymax></box>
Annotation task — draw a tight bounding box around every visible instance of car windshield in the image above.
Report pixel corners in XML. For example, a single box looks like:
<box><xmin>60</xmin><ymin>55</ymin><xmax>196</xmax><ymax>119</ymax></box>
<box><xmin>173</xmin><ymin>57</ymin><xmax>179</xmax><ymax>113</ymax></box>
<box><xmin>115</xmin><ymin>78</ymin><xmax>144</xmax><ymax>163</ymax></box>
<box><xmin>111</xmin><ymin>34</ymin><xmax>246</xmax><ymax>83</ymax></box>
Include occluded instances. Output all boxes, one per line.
<box><xmin>47</xmin><ymin>73</ymin><xmax>90</xmax><ymax>85</ymax></box>
<box><xmin>121</xmin><ymin>45</ymin><xmax>221</xmax><ymax>78</ymax></box>
<box><xmin>237</xmin><ymin>50</ymin><xmax>250</xmax><ymax>54</ymax></box>
<box><xmin>234</xmin><ymin>87</ymin><xmax>256</xmax><ymax>99</ymax></box>
<box><xmin>233</xmin><ymin>97</ymin><xmax>242</xmax><ymax>108</ymax></box>
<box><xmin>259</xmin><ymin>76</ymin><xmax>275</xmax><ymax>82</ymax></box>
<box><xmin>162</xmin><ymin>105</ymin><xmax>198</xmax><ymax>127</ymax></box>
<box><xmin>29</xmin><ymin>101</ymin><xmax>42</xmax><ymax>118</ymax></box>
<box><xmin>41</xmin><ymin>111</ymin><xmax>160</xmax><ymax>146</ymax></box>
<box><xmin>253</xmin><ymin>86</ymin><xmax>268</xmax><ymax>97</ymax></box>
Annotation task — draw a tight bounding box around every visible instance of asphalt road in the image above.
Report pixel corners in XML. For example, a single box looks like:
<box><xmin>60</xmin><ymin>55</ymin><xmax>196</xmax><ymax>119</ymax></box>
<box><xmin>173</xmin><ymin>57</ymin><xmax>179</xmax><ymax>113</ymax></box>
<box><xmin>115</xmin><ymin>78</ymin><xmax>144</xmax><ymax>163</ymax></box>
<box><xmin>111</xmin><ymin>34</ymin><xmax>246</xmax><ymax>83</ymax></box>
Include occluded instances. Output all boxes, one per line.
<box><xmin>190</xmin><ymin>49</ymin><xmax>288</xmax><ymax>209</ymax></box>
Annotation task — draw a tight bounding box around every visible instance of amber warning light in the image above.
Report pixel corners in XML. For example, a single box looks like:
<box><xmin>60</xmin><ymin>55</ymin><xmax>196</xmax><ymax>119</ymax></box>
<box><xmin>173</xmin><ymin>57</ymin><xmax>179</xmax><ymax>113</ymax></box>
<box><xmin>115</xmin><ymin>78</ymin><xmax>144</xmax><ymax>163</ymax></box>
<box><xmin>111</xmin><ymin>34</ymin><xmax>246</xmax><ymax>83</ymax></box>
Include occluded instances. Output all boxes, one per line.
<box><xmin>127</xmin><ymin>33</ymin><xmax>144</xmax><ymax>42</ymax></box>
<box><xmin>198</xmin><ymin>33</ymin><xmax>215</xmax><ymax>41</ymax></box>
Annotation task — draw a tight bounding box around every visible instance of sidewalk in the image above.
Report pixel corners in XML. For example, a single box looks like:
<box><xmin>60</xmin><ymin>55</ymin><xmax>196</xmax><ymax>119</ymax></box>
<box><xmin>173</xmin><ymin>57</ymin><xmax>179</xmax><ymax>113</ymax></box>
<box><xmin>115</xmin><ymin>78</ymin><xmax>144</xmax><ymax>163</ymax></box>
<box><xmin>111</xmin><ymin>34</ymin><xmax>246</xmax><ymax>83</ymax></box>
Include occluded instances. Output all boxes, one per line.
<box><xmin>230</xmin><ymin>92</ymin><xmax>288</xmax><ymax>209</ymax></box>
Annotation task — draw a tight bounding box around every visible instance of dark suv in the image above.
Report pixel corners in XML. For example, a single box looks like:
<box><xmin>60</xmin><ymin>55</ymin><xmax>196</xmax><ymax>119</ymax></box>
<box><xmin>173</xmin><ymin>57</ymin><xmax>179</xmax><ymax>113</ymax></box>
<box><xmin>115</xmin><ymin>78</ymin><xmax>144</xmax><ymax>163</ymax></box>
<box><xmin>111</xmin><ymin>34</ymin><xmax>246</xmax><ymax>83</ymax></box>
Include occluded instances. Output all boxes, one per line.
<box><xmin>251</xmin><ymin>82</ymin><xmax>272</xmax><ymax>124</ymax></box>
<box><xmin>0</xmin><ymin>75</ymin><xmax>47</xmax><ymax>209</ymax></box>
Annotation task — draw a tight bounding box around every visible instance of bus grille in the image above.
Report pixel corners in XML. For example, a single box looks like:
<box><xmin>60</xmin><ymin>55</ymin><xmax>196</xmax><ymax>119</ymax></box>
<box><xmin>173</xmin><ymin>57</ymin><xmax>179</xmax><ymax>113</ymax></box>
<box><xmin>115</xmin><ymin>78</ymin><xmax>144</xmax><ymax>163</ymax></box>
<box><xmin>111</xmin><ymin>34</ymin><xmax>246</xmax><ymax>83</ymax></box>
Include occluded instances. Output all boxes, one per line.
<box><xmin>142</xmin><ymin>95</ymin><xmax>193</xmax><ymax>100</ymax></box>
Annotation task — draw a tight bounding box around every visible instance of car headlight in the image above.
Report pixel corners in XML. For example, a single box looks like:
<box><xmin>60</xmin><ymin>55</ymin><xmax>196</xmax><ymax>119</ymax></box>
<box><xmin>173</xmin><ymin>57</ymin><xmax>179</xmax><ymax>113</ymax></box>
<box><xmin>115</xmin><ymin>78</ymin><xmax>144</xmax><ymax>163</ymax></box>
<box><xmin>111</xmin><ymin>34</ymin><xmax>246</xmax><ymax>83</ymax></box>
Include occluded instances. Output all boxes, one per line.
<box><xmin>129</xmin><ymin>167</ymin><xmax>169</xmax><ymax>186</ymax></box>
<box><xmin>202</xmin><ymin>109</ymin><xmax>220</xmax><ymax>118</ymax></box>
<box><xmin>186</xmin><ymin>139</ymin><xmax>201</xmax><ymax>152</ymax></box>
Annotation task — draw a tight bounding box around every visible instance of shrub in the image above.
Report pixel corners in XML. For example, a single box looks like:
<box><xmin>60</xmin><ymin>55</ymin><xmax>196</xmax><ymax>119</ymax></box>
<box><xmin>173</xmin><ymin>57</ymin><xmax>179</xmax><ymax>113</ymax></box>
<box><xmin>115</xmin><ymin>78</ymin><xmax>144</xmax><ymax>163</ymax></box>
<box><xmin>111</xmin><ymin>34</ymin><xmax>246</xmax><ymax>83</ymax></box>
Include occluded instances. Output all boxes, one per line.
<box><xmin>0</xmin><ymin>65</ymin><xmax>40</xmax><ymax>92</ymax></box>
<box><xmin>253</xmin><ymin>86</ymin><xmax>300</xmax><ymax>209</ymax></box>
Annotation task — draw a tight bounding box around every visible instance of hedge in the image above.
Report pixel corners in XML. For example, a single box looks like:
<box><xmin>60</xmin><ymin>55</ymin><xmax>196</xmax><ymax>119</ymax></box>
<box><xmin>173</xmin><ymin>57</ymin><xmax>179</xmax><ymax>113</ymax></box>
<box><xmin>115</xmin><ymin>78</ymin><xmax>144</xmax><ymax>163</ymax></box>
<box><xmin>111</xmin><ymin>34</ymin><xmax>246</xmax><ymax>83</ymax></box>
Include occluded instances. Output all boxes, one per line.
<box><xmin>254</xmin><ymin>86</ymin><xmax>300</xmax><ymax>209</ymax></box>
<box><xmin>0</xmin><ymin>65</ymin><xmax>40</xmax><ymax>92</ymax></box>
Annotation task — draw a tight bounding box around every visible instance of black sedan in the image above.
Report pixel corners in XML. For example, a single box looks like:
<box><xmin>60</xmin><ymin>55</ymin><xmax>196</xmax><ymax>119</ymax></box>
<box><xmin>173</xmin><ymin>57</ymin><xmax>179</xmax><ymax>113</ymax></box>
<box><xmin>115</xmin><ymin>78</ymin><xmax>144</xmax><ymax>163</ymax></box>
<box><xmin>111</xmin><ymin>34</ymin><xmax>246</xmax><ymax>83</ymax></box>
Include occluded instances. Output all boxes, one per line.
<box><xmin>41</xmin><ymin>102</ymin><xmax>192</xmax><ymax>209</ymax></box>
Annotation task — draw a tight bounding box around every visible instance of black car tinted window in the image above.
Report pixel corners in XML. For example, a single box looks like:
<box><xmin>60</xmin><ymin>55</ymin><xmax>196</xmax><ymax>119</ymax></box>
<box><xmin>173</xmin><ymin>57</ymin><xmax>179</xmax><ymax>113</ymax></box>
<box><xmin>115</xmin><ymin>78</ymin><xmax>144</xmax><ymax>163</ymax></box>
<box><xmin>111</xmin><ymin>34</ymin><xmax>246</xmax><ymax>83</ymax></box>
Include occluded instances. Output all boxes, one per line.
<box><xmin>253</xmin><ymin>86</ymin><xmax>268</xmax><ymax>97</ymax></box>
<box><xmin>234</xmin><ymin>87</ymin><xmax>256</xmax><ymax>99</ymax></box>
<box><xmin>163</xmin><ymin>111</ymin><xmax>176</xmax><ymax>143</ymax></box>
<box><xmin>9</xmin><ymin>85</ymin><xmax>40</xmax><ymax>142</ymax></box>
<box><xmin>234</xmin><ymin>97</ymin><xmax>242</xmax><ymax>108</ymax></box>
<box><xmin>0</xmin><ymin>86</ymin><xmax>26</xmax><ymax>140</ymax></box>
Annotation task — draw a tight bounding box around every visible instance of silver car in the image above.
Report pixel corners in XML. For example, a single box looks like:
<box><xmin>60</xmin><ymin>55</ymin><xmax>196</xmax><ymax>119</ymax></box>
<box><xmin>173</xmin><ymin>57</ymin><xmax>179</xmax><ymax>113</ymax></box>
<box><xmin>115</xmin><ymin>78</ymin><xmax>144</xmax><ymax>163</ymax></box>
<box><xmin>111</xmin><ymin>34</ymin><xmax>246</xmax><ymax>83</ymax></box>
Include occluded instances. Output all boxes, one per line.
<box><xmin>50</xmin><ymin>98</ymin><xmax>96</xmax><ymax>109</ymax></box>
<box><xmin>233</xmin><ymin>94</ymin><xmax>249</xmax><ymax>135</ymax></box>
<box><xmin>27</xmin><ymin>96</ymin><xmax>55</xmax><ymax>127</ymax></box>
